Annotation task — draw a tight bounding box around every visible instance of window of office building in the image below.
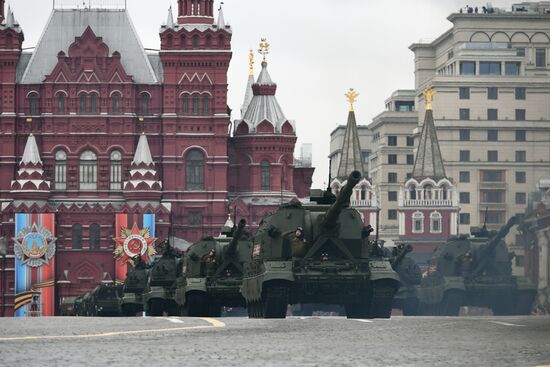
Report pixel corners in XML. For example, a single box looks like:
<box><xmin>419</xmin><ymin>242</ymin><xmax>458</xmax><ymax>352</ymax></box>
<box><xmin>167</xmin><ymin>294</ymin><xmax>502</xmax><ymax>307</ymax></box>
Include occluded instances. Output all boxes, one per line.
<box><xmin>516</xmin><ymin>150</ymin><xmax>526</xmax><ymax>162</ymax></box>
<box><xmin>480</xmin><ymin>62</ymin><xmax>501</xmax><ymax>75</ymax></box>
<box><xmin>516</xmin><ymin>192</ymin><xmax>527</xmax><ymax>204</ymax></box>
<box><xmin>460</xmin><ymin>150</ymin><xmax>470</xmax><ymax>162</ymax></box>
<box><xmin>388</xmin><ymin>210</ymin><xmax>397</xmax><ymax>220</ymax></box>
<box><xmin>406</xmin><ymin>136</ymin><xmax>414</xmax><ymax>146</ymax></box>
<box><xmin>459</xmin><ymin>171</ymin><xmax>470</xmax><ymax>183</ymax></box>
<box><xmin>516</xmin><ymin>130</ymin><xmax>526</xmax><ymax>142</ymax></box>
<box><xmin>517</xmin><ymin>47</ymin><xmax>526</xmax><ymax>57</ymax></box>
<box><xmin>388</xmin><ymin>136</ymin><xmax>397</xmax><ymax>146</ymax></box>
<box><xmin>481</xmin><ymin>190</ymin><xmax>505</xmax><ymax>203</ymax></box>
<box><xmin>487</xmin><ymin>109</ymin><xmax>498</xmax><ymax>120</ymax></box>
<box><xmin>459</xmin><ymin>129</ymin><xmax>470</xmax><ymax>141</ymax></box>
<box><xmin>516</xmin><ymin>171</ymin><xmax>526</xmax><ymax>184</ymax></box>
<box><xmin>515</xmin><ymin>109</ymin><xmax>526</xmax><ymax>121</ymax></box>
<box><xmin>459</xmin><ymin>192</ymin><xmax>470</xmax><ymax>204</ymax></box>
<box><xmin>488</xmin><ymin>150</ymin><xmax>498</xmax><ymax>162</ymax></box>
<box><xmin>388</xmin><ymin>172</ymin><xmax>397</xmax><ymax>183</ymax></box>
<box><xmin>515</xmin><ymin>87</ymin><xmax>526</xmax><ymax>100</ymax></box>
<box><xmin>388</xmin><ymin>191</ymin><xmax>398</xmax><ymax>202</ymax></box>
<box><xmin>481</xmin><ymin>170</ymin><xmax>504</xmax><ymax>182</ymax></box>
<box><xmin>536</xmin><ymin>48</ymin><xmax>546</xmax><ymax>67</ymax></box>
<box><xmin>487</xmin><ymin>129</ymin><xmax>498</xmax><ymax>141</ymax></box>
<box><xmin>459</xmin><ymin>108</ymin><xmax>470</xmax><ymax>120</ymax></box>
<box><xmin>406</xmin><ymin>154</ymin><xmax>414</xmax><ymax>165</ymax></box>
<box><xmin>460</xmin><ymin>213</ymin><xmax>471</xmax><ymax>225</ymax></box>
<box><xmin>487</xmin><ymin>87</ymin><xmax>498</xmax><ymax>100</ymax></box>
<box><xmin>482</xmin><ymin>211</ymin><xmax>505</xmax><ymax>224</ymax></box>
<box><xmin>388</xmin><ymin>154</ymin><xmax>397</xmax><ymax>165</ymax></box>
<box><xmin>460</xmin><ymin>61</ymin><xmax>476</xmax><ymax>75</ymax></box>
<box><xmin>505</xmin><ymin>62</ymin><xmax>520</xmax><ymax>75</ymax></box>
<box><xmin>459</xmin><ymin>87</ymin><xmax>470</xmax><ymax>99</ymax></box>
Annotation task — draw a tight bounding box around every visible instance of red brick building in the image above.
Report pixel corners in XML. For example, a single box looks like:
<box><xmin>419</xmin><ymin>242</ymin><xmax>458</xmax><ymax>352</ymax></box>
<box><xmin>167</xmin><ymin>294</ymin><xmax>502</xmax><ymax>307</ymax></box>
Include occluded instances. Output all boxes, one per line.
<box><xmin>0</xmin><ymin>1</ymin><xmax>313</xmax><ymax>316</ymax></box>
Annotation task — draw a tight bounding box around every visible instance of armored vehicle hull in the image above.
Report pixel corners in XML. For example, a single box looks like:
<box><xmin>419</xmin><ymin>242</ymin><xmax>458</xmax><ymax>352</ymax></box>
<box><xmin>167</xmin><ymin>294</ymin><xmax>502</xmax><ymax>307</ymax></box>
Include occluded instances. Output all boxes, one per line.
<box><xmin>241</xmin><ymin>171</ymin><xmax>400</xmax><ymax>319</ymax></box>
<box><xmin>418</xmin><ymin>216</ymin><xmax>537</xmax><ymax>316</ymax></box>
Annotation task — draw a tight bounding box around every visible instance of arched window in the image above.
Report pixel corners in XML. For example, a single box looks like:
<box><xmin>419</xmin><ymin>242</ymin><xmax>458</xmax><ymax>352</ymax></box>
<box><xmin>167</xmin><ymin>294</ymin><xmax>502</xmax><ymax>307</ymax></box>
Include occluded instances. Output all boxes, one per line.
<box><xmin>180</xmin><ymin>35</ymin><xmax>187</xmax><ymax>48</ymax></box>
<box><xmin>112</xmin><ymin>93</ymin><xmax>120</xmax><ymax>113</ymax></box>
<box><xmin>193</xmin><ymin>95</ymin><xmax>199</xmax><ymax>114</ymax></box>
<box><xmin>110</xmin><ymin>150</ymin><xmax>122</xmax><ymax>190</ymax></box>
<box><xmin>57</xmin><ymin>93</ymin><xmax>66</xmax><ymax>113</ymax></box>
<box><xmin>218</xmin><ymin>34</ymin><xmax>225</xmax><ymax>47</ymax></box>
<box><xmin>182</xmin><ymin>94</ymin><xmax>189</xmax><ymax>114</ymax></box>
<box><xmin>140</xmin><ymin>93</ymin><xmax>150</xmax><ymax>115</ymax></box>
<box><xmin>202</xmin><ymin>94</ymin><xmax>210</xmax><ymax>115</ymax></box>
<box><xmin>412</xmin><ymin>211</ymin><xmax>424</xmax><ymax>234</ymax></box>
<box><xmin>28</xmin><ymin>93</ymin><xmax>39</xmax><ymax>115</ymax></box>
<box><xmin>72</xmin><ymin>224</ymin><xmax>82</xmax><ymax>250</ymax></box>
<box><xmin>55</xmin><ymin>150</ymin><xmax>67</xmax><ymax>190</ymax></box>
<box><xmin>79</xmin><ymin>94</ymin><xmax>87</xmax><ymax>113</ymax></box>
<box><xmin>90</xmin><ymin>93</ymin><xmax>98</xmax><ymax>113</ymax></box>
<box><xmin>409</xmin><ymin>186</ymin><xmax>417</xmax><ymax>200</ymax></box>
<box><xmin>192</xmin><ymin>35</ymin><xmax>200</xmax><ymax>49</ymax></box>
<box><xmin>186</xmin><ymin>149</ymin><xmax>205</xmax><ymax>190</ymax></box>
<box><xmin>205</xmin><ymin>35</ymin><xmax>212</xmax><ymax>48</ymax></box>
<box><xmin>430</xmin><ymin>212</ymin><xmax>442</xmax><ymax>233</ymax></box>
<box><xmin>424</xmin><ymin>185</ymin><xmax>433</xmax><ymax>200</ymax></box>
<box><xmin>79</xmin><ymin>150</ymin><xmax>97</xmax><ymax>190</ymax></box>
<box><xmin>261</xmin><ymin>160</ymin><xmax>270</xmax><ymax>191</ymax></box>
<box><xmin>89</xmin><ymin>223</ymin><xmax>100</xmax><ymax>250</ymax></box>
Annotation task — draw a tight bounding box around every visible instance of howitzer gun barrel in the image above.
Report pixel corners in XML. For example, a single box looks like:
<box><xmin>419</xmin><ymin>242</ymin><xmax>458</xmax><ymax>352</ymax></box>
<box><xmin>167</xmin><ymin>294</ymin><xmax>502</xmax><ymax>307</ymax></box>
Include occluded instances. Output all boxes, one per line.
<box><xmin>322</xmin><ymin>171</ymin><xmax>362</xmax><ymax>228</ymax></box>
<box><xmin>226</xmin><ymin>219</ymin><xmax>247</xmax><ymax>256</ymax></box>
<box><xmin>471</xmin><ymin>215</ymin><xmax>518</xmax><ymax>277</ymax></box>
<box><xmin>391</xmin><ymin>244</ymin><xmax>412</xmax><ymax>270</ymax></box>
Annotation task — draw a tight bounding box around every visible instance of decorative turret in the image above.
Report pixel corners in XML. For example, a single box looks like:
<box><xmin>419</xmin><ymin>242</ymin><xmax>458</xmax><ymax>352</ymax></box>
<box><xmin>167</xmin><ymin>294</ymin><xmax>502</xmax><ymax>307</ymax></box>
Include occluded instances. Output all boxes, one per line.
<box><xmin>10</xmin><ymin>134</ymin><xmax>51</xmax><ymax>202</ymax></box>
<box><xmin>123</xmin><ymin>133</ymin><xmax>162</xmax><ymax>202</ymax></box>
<box><xmin>177</xmin><ymin>0</ymin><xmax>215</xmax><ymax>25</ymax></box>
<box><xmin>336</xmin><ymin>88</ymin><xmax>366</xmax><ymax>180</ymax></box>
<box><xmin>217</xmin><ymin>4</ymin><xmax>226</xmax><ymax>28</ymax></box>
<box><xmin>165</xmin><ymin>5</ymin><xmax>175</xmax><ymax>29</ymax></box>
<box><xmin>235</xmin><ymin>39</ymin><xmax>295</xmax><ymax>135</ymax></box>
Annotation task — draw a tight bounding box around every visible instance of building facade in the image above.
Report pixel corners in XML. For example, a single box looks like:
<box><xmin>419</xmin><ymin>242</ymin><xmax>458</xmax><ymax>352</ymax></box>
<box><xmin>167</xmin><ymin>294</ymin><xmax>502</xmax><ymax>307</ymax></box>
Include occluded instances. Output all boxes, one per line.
<box><xmin>0</xmin><ymin>1</ymin><xmax>313</xmax><ymax>316</ymax></box>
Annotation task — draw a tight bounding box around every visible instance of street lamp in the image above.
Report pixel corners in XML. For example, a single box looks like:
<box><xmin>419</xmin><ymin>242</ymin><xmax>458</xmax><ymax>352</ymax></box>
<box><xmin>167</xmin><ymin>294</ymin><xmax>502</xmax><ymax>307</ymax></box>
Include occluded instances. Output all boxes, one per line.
<box><xmin>0</xmin><ymin>237</ymin><xmax>7</xmax><ymax>318</ymax></box>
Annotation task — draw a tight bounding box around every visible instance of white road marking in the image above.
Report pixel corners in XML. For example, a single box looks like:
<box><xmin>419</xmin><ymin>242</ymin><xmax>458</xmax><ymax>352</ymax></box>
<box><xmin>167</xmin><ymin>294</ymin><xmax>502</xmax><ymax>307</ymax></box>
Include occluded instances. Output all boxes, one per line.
<box><xmin>488</xmin><ymin>321</ymin><xmax>525</xmax><ymax>327</ymax></box>
<box><xmin>165</xmin><ymin>317</ymin><xmax>185</xmax><ymax>324</ymax></box>
<box><xmin>353</xmin><ymin>319</ymin><xmax>373</xmax><ymax>323</ymax></box>
<box><xmin>0</xmin><ymin>318</ymin><xmax>225</xmax><ymax>342</ymax></box>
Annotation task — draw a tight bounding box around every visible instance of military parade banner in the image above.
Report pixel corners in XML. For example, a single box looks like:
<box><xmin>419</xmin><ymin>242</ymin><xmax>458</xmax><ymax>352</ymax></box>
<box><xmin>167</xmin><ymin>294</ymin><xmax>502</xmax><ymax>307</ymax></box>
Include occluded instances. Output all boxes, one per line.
<box><xmin>13</xmin><ymin>213</ymin><xmax>57</xmax><ymax>317</ymax></box>
<box><xmin>113</xmin><ymin>213</ymin><xmax>157</xmax><ymax>284</ymax></box>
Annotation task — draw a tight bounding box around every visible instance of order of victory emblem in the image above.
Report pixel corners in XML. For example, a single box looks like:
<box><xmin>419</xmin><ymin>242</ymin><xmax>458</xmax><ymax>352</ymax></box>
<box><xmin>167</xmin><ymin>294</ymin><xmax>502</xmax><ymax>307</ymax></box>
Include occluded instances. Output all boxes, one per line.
<box><xmin>13</xmin><ymin>224</ymin><xmax>57</xmax><ymax>268</ymax></box>
<box><xmin>113</xmin><ymin>223</ymin><xmax>157</xmax><ymax>265</ymax></box>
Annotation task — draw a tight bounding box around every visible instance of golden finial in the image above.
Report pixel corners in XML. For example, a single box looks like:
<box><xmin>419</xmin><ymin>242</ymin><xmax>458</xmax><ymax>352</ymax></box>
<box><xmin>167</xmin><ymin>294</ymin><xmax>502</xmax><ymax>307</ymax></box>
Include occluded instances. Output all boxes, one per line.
<box><xmin>258</xmin><ymin>38</ymin><xmax>270</xmax><ymax>62</ymax></box>
<box><xmin>423</xmin><ymin>87</ymin><xmax>436</xmax><ymax>110</ymax></box>
<box><xmin>345</xmin><ymin>88</ymin><xmax>360</xmax><ymax>112</ymax></box>
<box><xmin>248</xmin><ymin>49</ymin><xmax>254</xmax><ymax>76</ymax></box>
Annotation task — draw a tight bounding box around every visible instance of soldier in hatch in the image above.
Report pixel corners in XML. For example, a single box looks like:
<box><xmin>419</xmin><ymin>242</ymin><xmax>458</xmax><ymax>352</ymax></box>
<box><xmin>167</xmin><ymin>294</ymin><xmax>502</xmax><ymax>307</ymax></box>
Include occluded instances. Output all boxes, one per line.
<box><xmin>203</xmin><ymin>249</ymin><xmax>218</xmax><ymax>276</ymax></box>
<box><xmin>283</xmin><ymin>226</ymin><xmax>308</xmax><ymax>258</ymax></box>
<box><xmin>456</xmin><ymin>250</ymin><xmax>473</xmax><ymax>275</ymax></box>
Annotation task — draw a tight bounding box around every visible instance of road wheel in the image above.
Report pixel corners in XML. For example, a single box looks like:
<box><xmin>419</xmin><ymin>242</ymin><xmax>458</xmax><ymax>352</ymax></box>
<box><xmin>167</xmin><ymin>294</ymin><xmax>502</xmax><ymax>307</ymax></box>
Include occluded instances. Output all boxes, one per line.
<box><xmin>148</xmin><ymin>298</ymin><xmax>165</xmax><ymax>317</ymax></box>
<box><xmin>186</xmin><ymin>293</ymin><xmax>207</xmax><ymax>317</ymax></box>
<box><xmin>440</xmin><ymin>290</ymin><xmax>463</xmax><ymax>316</ymax></box>
<box><xmin>402</xmin><ymin>298</ymin><xmax>419</xmax><ymax>316</ymax></box>
<box><xmin>122</xmin><ymin>304</ymin><xmax>137</xmax><ymax>317</ymax></box>
<box><xmin>262</xmin><ymin>283</ymin><xmax>289</xmax><ymax>319</ymax></box>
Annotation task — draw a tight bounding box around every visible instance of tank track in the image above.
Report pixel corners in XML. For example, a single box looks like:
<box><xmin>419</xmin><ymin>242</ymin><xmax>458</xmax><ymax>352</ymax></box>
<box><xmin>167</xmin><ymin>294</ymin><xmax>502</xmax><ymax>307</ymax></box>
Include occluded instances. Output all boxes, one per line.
<box><xmin>247</xmin><ymin>283</ymin><xmax>289</xmax><ymax>319</ymax></box>
<box><xmin>369</xmin><ymin>281</ymin><xmax>398</xmax><ymax>318</ymax></box>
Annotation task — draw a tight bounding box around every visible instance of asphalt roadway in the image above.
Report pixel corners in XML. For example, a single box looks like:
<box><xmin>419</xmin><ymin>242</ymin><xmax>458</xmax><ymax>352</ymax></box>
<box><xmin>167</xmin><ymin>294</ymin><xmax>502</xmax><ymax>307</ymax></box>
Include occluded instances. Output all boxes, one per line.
<box><xmin>0</xmin><ymin>316</ymin><xmax>549</xmax><ymax>367</ymax></box>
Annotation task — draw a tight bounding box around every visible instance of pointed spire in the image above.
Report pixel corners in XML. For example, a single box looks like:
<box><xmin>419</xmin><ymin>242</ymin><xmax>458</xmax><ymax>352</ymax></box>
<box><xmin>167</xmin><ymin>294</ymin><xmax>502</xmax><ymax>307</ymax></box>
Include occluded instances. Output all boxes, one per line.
<box><xmin>132</xmin><ymin>133</ymin><xmax>154</xmax><ymax>166</ymax></box>
<box><xmin>256</xmin><ymin>60</ymin><xmax>274</xmax><ymax>85</ymax></box>
<box><xmin>412</xmin><ymin>90</ymin><xmax>446</xmax><ymax>180</ymax></box>
<box><xmin>336</xmin><ymin>90</ymin><xmax>366</xmax><ymax>179</ymax></box>
<box><xmin>166</xmin><ymin>5</ymin><xmax>175</xmax><ymax>28</ymax></box>
<box><xmin>241</xmin><ymin>50</ymin><xmax>255</xmax><ymax>118</ymax></box>
<box><xmin>5</xmin><ymin>5</ymin><xmax>14</xmax><ymax>28</ymax></box>
<box><xmin>217</xmin><ymin>4</ymin><xmax>226</xmax><ymax>28</ymax></box>
<box><xmin>21</xmin><ymin>133</ymin><xmax>42</xmax><ymax>165</ymax></box>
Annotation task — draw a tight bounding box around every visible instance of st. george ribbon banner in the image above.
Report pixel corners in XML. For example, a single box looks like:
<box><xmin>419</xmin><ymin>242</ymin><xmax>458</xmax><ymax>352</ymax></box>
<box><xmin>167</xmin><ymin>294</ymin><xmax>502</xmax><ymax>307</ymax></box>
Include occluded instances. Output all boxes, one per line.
<box><xmin>13</xmin><ymin>213</ymin><xmax>57</xmax><ymax>317</ymax></box>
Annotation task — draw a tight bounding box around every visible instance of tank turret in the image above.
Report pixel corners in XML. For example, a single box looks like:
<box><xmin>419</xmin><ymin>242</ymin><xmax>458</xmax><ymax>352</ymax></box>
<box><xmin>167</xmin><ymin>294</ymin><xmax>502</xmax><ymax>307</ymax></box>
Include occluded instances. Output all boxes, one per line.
<box><xmin>321</xmin><ymin>170</ymin><xmax>362</xmax><ymax>229</ymax></box>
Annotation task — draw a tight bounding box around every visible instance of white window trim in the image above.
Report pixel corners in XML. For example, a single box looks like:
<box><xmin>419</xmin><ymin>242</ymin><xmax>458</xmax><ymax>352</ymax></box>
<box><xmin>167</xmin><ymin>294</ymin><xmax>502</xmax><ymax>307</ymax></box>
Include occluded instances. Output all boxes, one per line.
<box><xmin>430</xmin><ymin>211</ymin><xmax>442</xmax><ymax>234</ymax></box>
<box><xmin>412</xmin><ymin>211</ymin><xmax>424</xmax><ymax>234</ymax></box>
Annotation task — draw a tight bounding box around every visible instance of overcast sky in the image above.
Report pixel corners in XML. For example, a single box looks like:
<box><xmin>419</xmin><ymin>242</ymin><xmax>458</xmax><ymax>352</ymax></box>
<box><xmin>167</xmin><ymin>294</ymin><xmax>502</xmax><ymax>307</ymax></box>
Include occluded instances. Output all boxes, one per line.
<box><xmin>11</xmin><ymin>0</ymin><xmax>518</xmax><ymax>188</ymax></box>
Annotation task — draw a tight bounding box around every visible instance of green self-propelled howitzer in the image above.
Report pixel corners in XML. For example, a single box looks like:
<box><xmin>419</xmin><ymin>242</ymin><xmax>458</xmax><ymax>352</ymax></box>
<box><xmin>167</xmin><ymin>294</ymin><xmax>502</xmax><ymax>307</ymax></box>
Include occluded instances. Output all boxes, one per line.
<box><xmin>391</xmin><ymin>244</ymin><xmax>422</xmax><ymax>315</ymax></box>
<box><xmin>417</xmin><ymin>215</ymin><xmax>537</xmax><ymax>315</ymax></box>
<box><xmin>176</xmin><ymin>219</ymin><xmax>252</xmax><ymax>317</ymax></box>
<box><xmin>241</xmin><ymin>171</ymin><xmax>400</xmax><ymax>319</ymax></box>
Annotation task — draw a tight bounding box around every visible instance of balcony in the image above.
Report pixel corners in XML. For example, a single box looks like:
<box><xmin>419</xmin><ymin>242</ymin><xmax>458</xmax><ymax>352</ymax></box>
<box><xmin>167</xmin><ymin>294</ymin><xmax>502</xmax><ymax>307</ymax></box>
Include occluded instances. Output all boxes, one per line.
<box><xmin>351</xmin><ymin>199</ymin><xmax>374</xmax><ymax>208</ymax></box>
<box><xmin>403</xmin><ymin>199</ymin><xmax>453</xmax><ymax>207</ymax></box>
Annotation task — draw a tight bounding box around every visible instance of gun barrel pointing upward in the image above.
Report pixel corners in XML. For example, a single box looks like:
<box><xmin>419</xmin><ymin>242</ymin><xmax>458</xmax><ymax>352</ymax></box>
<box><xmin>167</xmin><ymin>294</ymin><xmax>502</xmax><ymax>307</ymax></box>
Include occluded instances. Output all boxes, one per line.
<box><xmin>322</xmin><ymin>171</ymin><xmax>362</xmax><ymax>229</ymax></box>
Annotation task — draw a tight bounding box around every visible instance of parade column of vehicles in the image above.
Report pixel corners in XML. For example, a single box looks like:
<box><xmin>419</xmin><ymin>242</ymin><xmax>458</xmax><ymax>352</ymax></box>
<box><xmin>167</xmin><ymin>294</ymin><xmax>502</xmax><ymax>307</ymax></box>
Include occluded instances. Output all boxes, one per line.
<box><xmin>70</xmin><ymin>171</ymin><xmax>536</xmax><ymax>317</ymax></box>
